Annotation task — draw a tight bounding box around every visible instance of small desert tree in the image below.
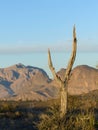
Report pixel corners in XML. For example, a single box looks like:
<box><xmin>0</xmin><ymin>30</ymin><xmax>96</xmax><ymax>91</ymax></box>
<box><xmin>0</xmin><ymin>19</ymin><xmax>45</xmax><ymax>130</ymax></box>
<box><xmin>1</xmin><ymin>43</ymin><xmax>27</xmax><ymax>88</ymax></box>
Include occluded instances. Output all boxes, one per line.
<box><xmin>48</xmin><ymin>26</ymin><xmax>77</xmax><ymax>118</ymax></box>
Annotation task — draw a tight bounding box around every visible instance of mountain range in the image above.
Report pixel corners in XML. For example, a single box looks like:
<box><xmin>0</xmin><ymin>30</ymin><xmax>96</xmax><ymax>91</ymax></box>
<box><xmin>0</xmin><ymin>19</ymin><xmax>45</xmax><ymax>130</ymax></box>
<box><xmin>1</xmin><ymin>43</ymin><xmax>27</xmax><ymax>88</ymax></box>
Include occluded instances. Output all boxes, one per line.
<box><xmin>0</xmin><ymin>63</ymin><xmax>98</xmax><ymax>101</ymax></box>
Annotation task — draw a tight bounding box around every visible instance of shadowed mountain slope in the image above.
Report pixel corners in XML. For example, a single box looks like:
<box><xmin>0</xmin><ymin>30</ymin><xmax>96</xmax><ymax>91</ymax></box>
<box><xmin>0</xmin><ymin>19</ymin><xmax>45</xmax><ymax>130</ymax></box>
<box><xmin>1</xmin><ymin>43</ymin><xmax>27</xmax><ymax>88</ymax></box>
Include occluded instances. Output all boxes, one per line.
<box><xmin>0</xmin><ymin>64</ymin><xmax>98</xmax><ymax>100</ymax></box>
<box><xmin>0</xmin><ymin>63</ymin><xmax>58</xmax><ymax>101</ymax></box>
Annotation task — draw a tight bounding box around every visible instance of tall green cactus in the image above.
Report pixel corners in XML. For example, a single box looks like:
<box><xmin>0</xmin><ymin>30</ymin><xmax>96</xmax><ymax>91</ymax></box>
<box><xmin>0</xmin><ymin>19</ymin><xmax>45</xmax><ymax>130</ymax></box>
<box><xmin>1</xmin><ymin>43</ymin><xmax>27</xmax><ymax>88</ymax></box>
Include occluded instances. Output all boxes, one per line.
<box><xmin>48</xmin><ymin>26</ymin><xmax>77</xmax><ymax>118</ymax></box>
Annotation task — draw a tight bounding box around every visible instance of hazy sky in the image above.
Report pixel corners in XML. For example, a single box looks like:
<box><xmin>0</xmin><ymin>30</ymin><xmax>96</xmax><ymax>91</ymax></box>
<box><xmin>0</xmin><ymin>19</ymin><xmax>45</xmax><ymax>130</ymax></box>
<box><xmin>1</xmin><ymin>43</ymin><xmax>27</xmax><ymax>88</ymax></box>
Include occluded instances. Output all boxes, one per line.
<box><xmin>0</xmin><ymin>0</ymin><xmax>98</xmax><ymax>74</ymax></box>
<box><xmin>0</xmin><ymin>0</ymin><xmax>98</xmax><ymax>53</ymax></box>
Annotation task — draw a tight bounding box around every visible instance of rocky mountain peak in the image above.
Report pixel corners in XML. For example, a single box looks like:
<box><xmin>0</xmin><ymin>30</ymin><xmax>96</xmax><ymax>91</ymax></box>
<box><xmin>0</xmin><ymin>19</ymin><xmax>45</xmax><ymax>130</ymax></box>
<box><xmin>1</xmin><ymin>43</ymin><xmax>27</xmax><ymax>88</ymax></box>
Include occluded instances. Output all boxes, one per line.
<box><xmin>0</xmin><ymin>64</ymin><xmax>98</xmax><ymax>100</ymax></box>
<box><xmin>56</xmin><ymin>65</ymin><xmax>98</xmax><ymax>95</ymax></box>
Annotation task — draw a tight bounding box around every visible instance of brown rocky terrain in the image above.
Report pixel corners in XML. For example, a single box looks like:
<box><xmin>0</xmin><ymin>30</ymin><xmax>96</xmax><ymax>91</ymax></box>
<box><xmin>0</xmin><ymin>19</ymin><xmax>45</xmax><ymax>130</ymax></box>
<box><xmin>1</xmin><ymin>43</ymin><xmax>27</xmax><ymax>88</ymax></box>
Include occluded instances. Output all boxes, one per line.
<box><xmin>0</xmin><ymin>63</ymin><xmax>58</xmax><ymax>101</ymax></box>
<box><xmin>0</xmin><ymin>64</ymin><xmax>98</xmax><ymax>100</ymax></box>
<box><xmin>57</xmin><ymin>65</ymin><xmax>98</xmax><ymax>95</ymax></box>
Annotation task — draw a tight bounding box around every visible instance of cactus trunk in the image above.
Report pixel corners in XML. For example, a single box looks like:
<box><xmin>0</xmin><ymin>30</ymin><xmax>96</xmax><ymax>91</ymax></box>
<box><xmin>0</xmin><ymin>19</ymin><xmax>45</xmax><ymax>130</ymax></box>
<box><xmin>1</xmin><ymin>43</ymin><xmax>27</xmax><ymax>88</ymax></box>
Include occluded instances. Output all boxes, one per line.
<box><xmin>48</xmin><ymin>26</ymin><xmax>77</xmax><ymax>118</ymax></box>
<box><xmin>60</xmin><ymin>86</ymin><xmax>67</xmax><ymax>118</ymax></box>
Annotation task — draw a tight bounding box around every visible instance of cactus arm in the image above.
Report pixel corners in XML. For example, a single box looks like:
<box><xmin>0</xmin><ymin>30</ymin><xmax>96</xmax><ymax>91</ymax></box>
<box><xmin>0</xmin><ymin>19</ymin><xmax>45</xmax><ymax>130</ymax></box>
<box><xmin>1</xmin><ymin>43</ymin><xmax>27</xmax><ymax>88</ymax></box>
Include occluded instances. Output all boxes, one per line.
<box><xmin>48</xmin><ymin>49</ymin><xmax>63</xmax><ymax>85</ymax></box>
<box><xmin>64</xmin><ymin>26</ymin><xmax>77</xmax><ymax>82</ymax></box>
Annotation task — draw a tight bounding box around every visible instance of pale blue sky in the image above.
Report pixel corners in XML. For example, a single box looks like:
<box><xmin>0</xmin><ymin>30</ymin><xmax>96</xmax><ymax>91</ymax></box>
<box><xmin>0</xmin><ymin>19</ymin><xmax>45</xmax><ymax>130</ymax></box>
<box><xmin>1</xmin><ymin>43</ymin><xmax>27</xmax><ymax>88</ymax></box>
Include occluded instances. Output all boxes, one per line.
<box><xmin>0</xmin><ymin>0</ymin><xmax>98</xmax><ymax>52</ymax></box>
<box><xmin>0</xmin><ymin>0</ymin><xmax>98</xmax><ymax>76</ymax></box>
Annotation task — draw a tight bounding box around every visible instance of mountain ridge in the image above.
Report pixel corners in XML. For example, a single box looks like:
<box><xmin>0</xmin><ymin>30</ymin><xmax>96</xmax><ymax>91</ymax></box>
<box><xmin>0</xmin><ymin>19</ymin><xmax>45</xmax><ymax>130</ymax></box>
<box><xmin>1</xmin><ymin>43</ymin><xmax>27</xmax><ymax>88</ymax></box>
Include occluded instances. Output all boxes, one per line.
<box><xmin>0</xmin><ymin>63</ymin><xmax>98</xmax><ymax>100</ymax></box>
<box><xmin>56</xmin><ymin>65</ymin><xmax>98</xmax><ymax>95</ymax></box>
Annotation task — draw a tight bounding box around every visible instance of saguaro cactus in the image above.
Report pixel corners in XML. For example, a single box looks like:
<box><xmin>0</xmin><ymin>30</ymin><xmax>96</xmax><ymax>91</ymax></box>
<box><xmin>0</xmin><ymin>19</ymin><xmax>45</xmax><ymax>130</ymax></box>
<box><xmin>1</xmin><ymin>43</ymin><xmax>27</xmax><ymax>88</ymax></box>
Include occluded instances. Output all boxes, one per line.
<box><xmin>48</xmin><ymin>26</ymin><xmax>77</xmax><ymax>118</ymax></box>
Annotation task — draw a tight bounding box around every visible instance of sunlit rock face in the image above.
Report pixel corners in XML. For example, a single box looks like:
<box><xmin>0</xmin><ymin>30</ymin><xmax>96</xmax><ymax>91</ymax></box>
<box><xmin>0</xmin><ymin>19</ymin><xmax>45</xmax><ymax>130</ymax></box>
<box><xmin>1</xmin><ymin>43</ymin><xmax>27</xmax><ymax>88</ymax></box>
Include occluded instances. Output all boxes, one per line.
<box><xmin>57</xmin><ymin>65</ymin><xmax>98</xmax><ymax>95</ymax></box>
<box><xmin>0</xmin><ymin>64</ymin><xmax>98</xmax><ymax>101</ymax></box>
<box><xmin>0</xmin><ymin>63</ymin><xmax>58</xmax><ymax>101</ymax></box>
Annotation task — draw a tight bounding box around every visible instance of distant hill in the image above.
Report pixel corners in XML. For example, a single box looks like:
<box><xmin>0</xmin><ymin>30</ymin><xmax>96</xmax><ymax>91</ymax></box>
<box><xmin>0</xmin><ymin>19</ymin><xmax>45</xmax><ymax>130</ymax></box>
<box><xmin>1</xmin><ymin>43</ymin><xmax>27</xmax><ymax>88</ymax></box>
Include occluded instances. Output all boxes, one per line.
<box><xmin>0</xmin><ymin>63</ymin><xmax>58</xmax><ymax>101</ymax></box>
<box><xmin>57</xmin><ymin>65</ymin><xmax>98</xmax><ymax>95</ymax></box>
<box><xmin>0</xmin><ymin>64</ymin><xmax>98</xmax><ymax>100</ymax></box>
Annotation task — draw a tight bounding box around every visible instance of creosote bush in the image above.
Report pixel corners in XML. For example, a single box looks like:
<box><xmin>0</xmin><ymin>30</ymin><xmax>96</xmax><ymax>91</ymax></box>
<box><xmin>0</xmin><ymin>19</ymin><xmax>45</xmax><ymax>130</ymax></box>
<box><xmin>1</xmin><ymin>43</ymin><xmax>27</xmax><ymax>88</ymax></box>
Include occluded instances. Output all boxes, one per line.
<box><xmin>37</xmin><ymin>106</ymin><xmax>95</xmax><ymax>130</ymax></box>
<box><xmin>37</xmin><ymin>95</ymin><xmax>98</xmax><ymax>130</ymax></box>
<box><xmin>0</xmin><ymin>101</ymin><xmax>18</xmax><ymax>112</ymax></box>
<box><xmin>37</xmin><ymin>104</ymin><xmax>65</xmax><ymax>130</ymax></box>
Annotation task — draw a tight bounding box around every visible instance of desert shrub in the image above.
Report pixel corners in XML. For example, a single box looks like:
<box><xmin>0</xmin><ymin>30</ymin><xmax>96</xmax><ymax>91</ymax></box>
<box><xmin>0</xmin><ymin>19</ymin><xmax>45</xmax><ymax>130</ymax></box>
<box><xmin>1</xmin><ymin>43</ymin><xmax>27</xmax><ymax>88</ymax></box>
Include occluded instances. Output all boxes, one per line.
<box><xmin>37</xmin><ymin>104</ymin><xmax>96</xmax><ymax>130</ymax></box>
<box><xmin>0</xmin><ymin>102</ymin><xmax>18</xmax><ymax>112</ymax></box>
<box><xmin>37</xmin><ymin>104</ymin><xmax>65</xmax><ymax>130</ymax></box>
<box><xmin>74</xmin><ymin>110</ymin><xmax>95</xmax><ymax>130</ymax></box>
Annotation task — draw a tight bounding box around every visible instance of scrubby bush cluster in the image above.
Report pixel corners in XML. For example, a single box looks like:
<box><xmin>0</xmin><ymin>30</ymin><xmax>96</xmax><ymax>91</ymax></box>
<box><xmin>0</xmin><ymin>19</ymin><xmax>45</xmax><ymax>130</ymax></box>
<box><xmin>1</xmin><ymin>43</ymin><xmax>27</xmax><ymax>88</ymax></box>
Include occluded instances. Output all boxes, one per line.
<box><xmin>37</xmin><ymin>94</ymin><xmax>98</xmax><ymax>130</ymax></box>
<box><xmin>0</xmin><ymin>93</ymin><xmax>98</xmax><ymax>130</ymax></box>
